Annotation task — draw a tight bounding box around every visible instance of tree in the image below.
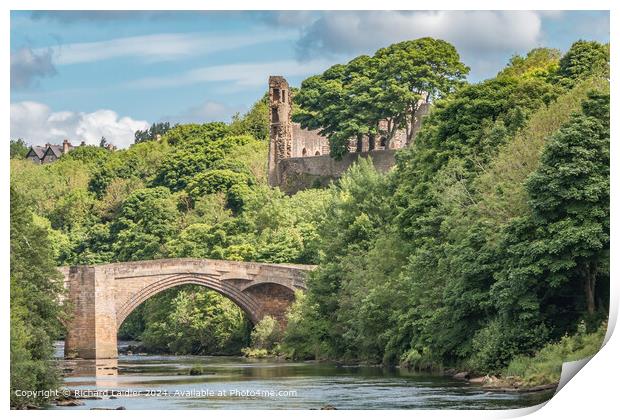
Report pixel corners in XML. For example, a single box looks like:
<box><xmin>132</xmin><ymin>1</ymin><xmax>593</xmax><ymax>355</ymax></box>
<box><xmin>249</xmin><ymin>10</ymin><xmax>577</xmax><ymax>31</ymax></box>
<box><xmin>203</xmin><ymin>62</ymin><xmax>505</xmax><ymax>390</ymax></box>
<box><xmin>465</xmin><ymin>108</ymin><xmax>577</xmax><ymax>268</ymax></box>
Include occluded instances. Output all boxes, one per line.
<box><xmin>373</xmin><ymin>37</ymin><xmax>469</xmax><ymax>144</ymax></box>
<box><xmin>138</xmin><ymin>286</ymin><xmax>250</xmax><ymax>355</ymax></box>
<box><xmin>229</xmin><ymin>95</ymin><xmax>270</xmax><ymax>141</ymax></box>
<box><xmin>249</xmin><ymin>316</ymin><xmax>281</xmax><ymax>351</ymax></box>
<box><xmin>294</xmin><ymin>64</ymin><xmax>351</xmax><ymax>158</ymax></box>
<box><xmin>134</xmin><ymin>122</ymin><xmax>172</xmax><ymax>144</ymax></box>
<box><xmin>510</xmin><ymin>92</ymin><xmax>609</xmax><ymax>316</ymax></box>
<box><xmin>111</xmin><ymin>186</ymin><xmax>180</xmax><ymax>261</ymax></box>
<box><xmin>10</xmin><ymin>138</ymin><xmax>29</xmax><ymax>159</ymax></box>
<box><xmin>497</xmin><ymin>48</ymin><xmax>561</xmax><ymax>80</ymax></box>
<box><xmin>186</xmin><ymin>169</ymin><xmax>250</xmax><ymax>201</ymax></box>
<box><xmin>10</xmin><ymin>187</ymin><xmax>66</xmax><ymax>408</ymax></box>
<box><xmin>557</xmin><ymin>40</ymin><xmax>609</xmax><ymax>87</ymax></box>
<box><xmin>476</xmin><ymin>92</ymin><xmax>610</xmax><ymax>371</ymax></box>
<box><xmin>294</xmin><ymin>38</ymin><xmax>469</xmax><ymax>158</ymax></box>
<box><xmin>99</xmin><ymin>136</ymin><xmax>109</xmax><ymax>148</ymax></box>
<box><xmin>162</xmin><ymin>122</ymin><xmax>228</xmax><ymax>147</ymax></box>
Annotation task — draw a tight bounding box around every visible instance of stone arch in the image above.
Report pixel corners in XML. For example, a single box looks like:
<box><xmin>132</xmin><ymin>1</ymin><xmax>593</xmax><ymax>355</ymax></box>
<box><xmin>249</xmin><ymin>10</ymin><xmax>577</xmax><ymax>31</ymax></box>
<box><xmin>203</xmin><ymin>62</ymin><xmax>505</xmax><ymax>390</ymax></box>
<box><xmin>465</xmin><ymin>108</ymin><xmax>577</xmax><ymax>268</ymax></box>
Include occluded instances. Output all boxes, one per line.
<box><xmin>315</xmin><ymin>150</ymin><xmax>320</xmax><ymax>156</ymax></box>
<box><xmin>116</xmin><ymin>274</ymin><xmax>263</xmax><ymax>328</ymax></box>
<box><xmin>302</xmin><ymin>147</ymin><xmax>307</xmax><ymax>156</ymax></box>
<box><xmin>60</xmin><ymin>260</ymin><xmax>314</xmax><ymax>359</ymax></box>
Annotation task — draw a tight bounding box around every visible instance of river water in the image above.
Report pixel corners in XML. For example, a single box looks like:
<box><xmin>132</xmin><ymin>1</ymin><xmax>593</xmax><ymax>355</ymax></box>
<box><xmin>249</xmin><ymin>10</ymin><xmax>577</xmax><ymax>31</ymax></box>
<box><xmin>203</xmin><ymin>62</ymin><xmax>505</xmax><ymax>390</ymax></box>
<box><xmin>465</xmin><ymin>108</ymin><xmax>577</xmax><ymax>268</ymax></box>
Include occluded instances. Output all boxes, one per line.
<box><xmin>54</xmin><ymin>342</ymin><xmax>554</xmax><ymax>410</ymax></box>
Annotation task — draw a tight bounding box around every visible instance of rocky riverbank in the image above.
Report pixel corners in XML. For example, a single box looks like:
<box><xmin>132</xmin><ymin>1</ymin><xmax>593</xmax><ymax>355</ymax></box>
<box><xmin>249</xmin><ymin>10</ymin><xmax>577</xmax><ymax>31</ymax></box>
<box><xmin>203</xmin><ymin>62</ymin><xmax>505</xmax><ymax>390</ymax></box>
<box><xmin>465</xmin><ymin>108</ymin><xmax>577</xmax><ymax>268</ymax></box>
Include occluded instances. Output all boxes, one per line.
<box><xmin>449</xmin><ymin>370</ymin><xmax>558</xmax><ymax>393</ymax></box>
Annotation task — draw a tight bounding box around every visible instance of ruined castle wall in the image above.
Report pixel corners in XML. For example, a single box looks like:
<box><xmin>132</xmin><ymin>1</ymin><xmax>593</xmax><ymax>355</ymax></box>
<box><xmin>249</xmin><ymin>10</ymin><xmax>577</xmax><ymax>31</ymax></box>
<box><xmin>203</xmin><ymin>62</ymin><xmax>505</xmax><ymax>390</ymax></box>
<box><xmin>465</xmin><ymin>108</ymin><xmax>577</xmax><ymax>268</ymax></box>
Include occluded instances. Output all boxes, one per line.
<box><xmin>291</xmin><ymin>124</ymin><xmax>330</xmax><ymax>157</ymax></box>
<box><xmin>277</xmin><ymin>149</ymin><xmax>397</xmax><ymax>194</ymax></box>
<box><xmin>268</xmin><ymin>75</ymin><xmax>431</xmax><ymax>192</ymax></box>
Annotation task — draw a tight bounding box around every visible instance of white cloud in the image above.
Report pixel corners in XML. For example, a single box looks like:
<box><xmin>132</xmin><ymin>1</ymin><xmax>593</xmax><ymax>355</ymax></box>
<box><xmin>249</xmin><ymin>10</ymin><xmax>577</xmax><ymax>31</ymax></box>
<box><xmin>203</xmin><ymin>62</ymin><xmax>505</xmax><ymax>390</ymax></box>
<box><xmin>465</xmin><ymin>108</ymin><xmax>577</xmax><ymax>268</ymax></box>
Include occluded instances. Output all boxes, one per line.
<box><xmin>291</xmin><ymin>10</ymin><xmax>549</xmax><ymax>80</ymax></box>
<box><xmin>39</xmin><ymin>31</ymin><xmax>294</xmax><ymax>66</ymax></box>
<box><xmin>11</xmin><ymin>101</ymin><xmax>148</xmax><ymax>149</ymax></box>
<box><xmin>128</xmin><ymin>59</ymin><xmax>336</xmax><ymax>89</ymax></box>
<box><xmin>162</xmin><ymin>101</ymin><xmax>244</xmax><ymax>124</ymax></box>
<box><xmin>295</xmin><ymin>11</ymin><xmax>544</xmax><ymax>58</ymax></box>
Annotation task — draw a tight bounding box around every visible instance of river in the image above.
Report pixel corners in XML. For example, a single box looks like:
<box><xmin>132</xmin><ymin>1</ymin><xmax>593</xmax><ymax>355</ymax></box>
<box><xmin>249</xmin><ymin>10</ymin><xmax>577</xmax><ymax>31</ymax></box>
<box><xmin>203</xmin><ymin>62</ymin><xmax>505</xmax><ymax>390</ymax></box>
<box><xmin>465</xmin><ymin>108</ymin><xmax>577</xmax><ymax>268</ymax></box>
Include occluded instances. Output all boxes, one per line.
<box><xmin>53</xmin><ymin>342</ymin><xmax>554</xmax><ymax>410</ymax></box>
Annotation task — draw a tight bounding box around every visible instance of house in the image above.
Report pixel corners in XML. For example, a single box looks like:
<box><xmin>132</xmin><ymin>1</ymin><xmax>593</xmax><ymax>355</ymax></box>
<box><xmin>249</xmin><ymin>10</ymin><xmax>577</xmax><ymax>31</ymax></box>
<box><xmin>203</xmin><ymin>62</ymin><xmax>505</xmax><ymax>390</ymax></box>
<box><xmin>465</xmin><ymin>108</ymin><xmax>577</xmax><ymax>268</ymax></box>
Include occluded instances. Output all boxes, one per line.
<box><xmin>25</xmin><ymin>146</ymin><xmax>46</xmax><ymax>164</ymax></box>
<box><xmin>25</xmin><ymin>139</ymin><xmax>88</xmax><ymax>164</ymax></box>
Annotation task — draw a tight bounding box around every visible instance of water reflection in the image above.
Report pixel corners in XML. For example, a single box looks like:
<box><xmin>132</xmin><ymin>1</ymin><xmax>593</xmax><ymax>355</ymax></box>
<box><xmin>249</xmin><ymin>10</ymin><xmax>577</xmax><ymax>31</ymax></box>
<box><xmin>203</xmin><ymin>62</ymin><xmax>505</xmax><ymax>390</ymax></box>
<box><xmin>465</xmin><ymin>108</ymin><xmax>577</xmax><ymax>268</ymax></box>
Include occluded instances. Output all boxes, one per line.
<box><xmin>53</xmin><ymin>342</ymin><xmax>555</xmax><ymax>410</ymax></box>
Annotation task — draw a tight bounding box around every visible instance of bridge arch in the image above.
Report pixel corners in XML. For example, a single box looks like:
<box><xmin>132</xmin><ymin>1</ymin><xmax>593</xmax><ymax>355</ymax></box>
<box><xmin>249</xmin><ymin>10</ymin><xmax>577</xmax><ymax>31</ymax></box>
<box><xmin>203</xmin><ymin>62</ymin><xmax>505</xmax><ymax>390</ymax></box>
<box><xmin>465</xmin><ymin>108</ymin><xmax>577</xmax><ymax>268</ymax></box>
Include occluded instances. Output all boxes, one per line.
<box><xmin>60</xmin><ymin>258</ymin><xmax>314</xmax><ymax>359</ymax></box>
<box><xmin>115</xmin><ymin>274</ymin><xmax>264</xmax><ymax>328</ymax></box>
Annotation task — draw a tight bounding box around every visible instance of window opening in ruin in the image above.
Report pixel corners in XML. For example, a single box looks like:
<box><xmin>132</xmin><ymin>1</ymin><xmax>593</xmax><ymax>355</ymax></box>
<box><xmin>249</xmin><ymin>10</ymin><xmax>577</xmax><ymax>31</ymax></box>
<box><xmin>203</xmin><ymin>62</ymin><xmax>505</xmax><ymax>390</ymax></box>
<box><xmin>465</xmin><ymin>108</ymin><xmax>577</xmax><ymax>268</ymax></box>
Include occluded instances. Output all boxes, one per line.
<box><xmin>271</xmin><ymin>107</ymin><xmax>279</xmax><ymax>123</ymax></box>
<box><xmin>315</xmin><ymin>151</ymin><xmax>321</xmax><ymax>156</ymax></box>
<box><xmin>273</xmin><ymin>88</ymin><xmax>280</xmax><ymax>101</ymax></box>
<box><xmin>302</xmin><ymin>148</ymin><xmax>307</xmax><ymax>156</ymax></box>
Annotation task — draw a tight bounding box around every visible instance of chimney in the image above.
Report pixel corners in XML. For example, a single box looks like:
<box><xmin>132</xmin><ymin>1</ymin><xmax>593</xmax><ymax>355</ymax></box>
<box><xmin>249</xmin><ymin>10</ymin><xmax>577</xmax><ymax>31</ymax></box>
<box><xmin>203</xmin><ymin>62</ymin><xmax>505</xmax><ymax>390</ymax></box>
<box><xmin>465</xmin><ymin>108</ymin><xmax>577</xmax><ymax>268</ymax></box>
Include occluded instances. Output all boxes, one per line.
<box><xmin>63</xmin><ymin>139</ymin><xmax>70</xmax><ymax>154</ymax></box>
<box><xmin>45</xmin><ymin>143</ymin><xmax>51</xmax><ymax>148</ymax></box>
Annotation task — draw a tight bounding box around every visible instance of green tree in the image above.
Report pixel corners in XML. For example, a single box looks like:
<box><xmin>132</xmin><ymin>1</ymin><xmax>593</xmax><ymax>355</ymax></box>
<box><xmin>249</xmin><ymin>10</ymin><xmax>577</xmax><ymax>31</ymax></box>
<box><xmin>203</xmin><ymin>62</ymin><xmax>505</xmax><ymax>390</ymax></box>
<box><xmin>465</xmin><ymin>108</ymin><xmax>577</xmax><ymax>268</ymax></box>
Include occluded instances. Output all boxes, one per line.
<box><xmin>373</xmin><ymin>37</ymin><xmax>469</xmax><ymax>144</ymax></box>
<box><xmin>139</xmin><ymin>286</ymin><xmax>250</xmax><ymax>355</ymax></box>
<box><xmin>10</xmin><ymin>187</ymin><xmax>66</xmax><ymax>408</ymax></box>
<box><xmin>111</xmin><ymin>186</ymin><xmax>180</xmax><ymax>261</ymax></box>
<box><xmin>557</xmin><ymin>40</ymin><xmax>609</xmax><ymax>87</ymax></box>
<box><xmin>186</xmin><ymin>169</ymin><xmax>250</xmax><ymax>201</ymax></box>
<box><xmin>229</xmin><ymin>95</ymin><xmax>270</xmax><ymax>140</ymax></box>
<box><xmin>10</xmin><ymin>138</ymin><xmax>29</xmax><ymax>159</ymax></box>
<box><xmin>134</xmin><ymin>122</ymin><xmax>172</xmax><ymax>144</ymax></box>
<box><xmin>249</xmin><ymin>316</ymin><xmax>282</xmax><ymax>351</ymax></box>
<box><xmin>294</xmin><ymin>38</ymin><xmax>469</xmax><ymax>157</ymax></box>
<box><xmin>494</xmin><ymin>92</ymin><xmax>609</xmax><ymax>322</ymax></box>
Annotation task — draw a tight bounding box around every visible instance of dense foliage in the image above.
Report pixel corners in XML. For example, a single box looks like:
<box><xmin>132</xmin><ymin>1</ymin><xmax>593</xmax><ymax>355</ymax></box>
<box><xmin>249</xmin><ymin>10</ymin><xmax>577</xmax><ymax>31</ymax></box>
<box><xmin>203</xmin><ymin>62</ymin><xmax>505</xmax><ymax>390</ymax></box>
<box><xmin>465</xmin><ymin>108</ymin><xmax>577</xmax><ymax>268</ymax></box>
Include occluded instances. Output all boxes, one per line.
<box><xmin>294</xmin><ymin>38</ymin><xmax>469</xmax><ymax>157</ymax></box>
<box><xmin>134</xmin><ymin>122</ymin><xmax>172</xmax><ymax>144</ymax></box>
<box><xmin>10</xmin><ymin>39</ymin><xmax>609</xmax><ymax>400</ymax></box>
<box><xmin>283</xmin><ymin>40</ymin><xmax>610</xmax><ymax>374</ymax></box>
<box><xmin>10</xmin><ymin>138</ymin><xmax>29</xmax><ymax>158</ymax></box>
<box><xmin>128</xmin><ymin>286</ymin><xmax>250</xmax><ymax>355</ymax></box>
<box><xmin>10</xmin><ymin>97</ymin><xmax>328</xmax><ymax>356</ymax></box>
<box><xmin>10</xmin><ymin>187</ymin><xmax>67</xmax><ymax>408</ymax></box>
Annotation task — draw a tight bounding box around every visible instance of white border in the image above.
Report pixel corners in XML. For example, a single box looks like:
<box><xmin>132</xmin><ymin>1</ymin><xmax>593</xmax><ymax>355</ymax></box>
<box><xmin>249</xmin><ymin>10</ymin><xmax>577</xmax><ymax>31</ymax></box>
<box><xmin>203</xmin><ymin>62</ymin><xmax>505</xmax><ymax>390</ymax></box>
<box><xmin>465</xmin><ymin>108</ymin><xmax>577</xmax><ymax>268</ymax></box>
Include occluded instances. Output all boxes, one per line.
<box><xmin>2</xmin><ymin>1</ymin><xmax>617</xmax><ymax>420</ymax></box>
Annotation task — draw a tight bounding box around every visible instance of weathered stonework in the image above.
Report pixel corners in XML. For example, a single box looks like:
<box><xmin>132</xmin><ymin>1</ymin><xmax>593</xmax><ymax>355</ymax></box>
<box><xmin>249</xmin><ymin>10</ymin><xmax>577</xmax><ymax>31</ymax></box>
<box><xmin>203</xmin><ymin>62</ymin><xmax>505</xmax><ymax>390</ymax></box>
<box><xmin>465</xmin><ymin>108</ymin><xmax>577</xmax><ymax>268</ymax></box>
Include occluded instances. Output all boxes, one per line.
<box><xmin>268</xmin><ymin>76</ymin><xmax>294</xmax><ymax>186</ymax></box>
<box><xmin>267</xmin><ymin>75</ymin><xmax>430</xmax><ymax>193</ymax></box>
<box><xmin>60</xmin><ymin>258</ymin><xmax>314</xmax><ymax>359</ymax></box>
<box><xmin>277</xmin><ymin>150</ymin><xmax>398</xmax><ymax>194</ymax></box>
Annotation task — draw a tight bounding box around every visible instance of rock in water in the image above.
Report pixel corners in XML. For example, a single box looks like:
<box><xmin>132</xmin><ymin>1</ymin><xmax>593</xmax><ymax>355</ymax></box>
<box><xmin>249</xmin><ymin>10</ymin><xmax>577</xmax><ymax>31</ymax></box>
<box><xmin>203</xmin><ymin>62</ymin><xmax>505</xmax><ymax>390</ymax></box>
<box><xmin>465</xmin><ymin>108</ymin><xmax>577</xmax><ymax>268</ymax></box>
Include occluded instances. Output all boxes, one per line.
<box><xmin>453</xmin><ymin>371</ymin><xmax>470</xmax><ymax>380</ymax></box>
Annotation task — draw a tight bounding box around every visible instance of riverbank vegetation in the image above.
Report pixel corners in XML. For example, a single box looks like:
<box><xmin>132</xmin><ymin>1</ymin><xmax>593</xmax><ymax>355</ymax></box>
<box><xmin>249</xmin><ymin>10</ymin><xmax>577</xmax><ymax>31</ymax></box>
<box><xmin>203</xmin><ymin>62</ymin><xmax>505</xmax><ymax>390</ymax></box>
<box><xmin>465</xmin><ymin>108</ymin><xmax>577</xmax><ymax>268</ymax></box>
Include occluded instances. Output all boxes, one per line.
<box><xmin>501</xmin><ymin>322</ymin><xmax>607</xmax><ymax>387</ymax></box>
<box><xmin>281</xmin><ymin>40</ymin><xmax>609</xmax><ymax>377</ymax></box>
<box><xmin>10</xmin><ymin>39</ymin><xmax>609</xmax><ymax>406</ymax></box>
<box><xmin>10</xmin><ymin>188</ymin><xmax>67</xmax><ymax>408</ymax></box>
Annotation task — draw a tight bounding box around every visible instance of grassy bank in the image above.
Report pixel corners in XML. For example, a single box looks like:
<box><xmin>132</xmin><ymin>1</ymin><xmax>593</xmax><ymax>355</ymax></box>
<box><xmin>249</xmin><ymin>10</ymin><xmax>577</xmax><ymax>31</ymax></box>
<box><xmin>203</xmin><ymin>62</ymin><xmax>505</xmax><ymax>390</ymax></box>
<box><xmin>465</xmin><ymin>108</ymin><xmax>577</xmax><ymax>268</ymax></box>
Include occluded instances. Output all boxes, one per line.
<box><xmin>499</xmin><ymin>321</ymin><xmax>607</xmax><ymax>387</ymax></box>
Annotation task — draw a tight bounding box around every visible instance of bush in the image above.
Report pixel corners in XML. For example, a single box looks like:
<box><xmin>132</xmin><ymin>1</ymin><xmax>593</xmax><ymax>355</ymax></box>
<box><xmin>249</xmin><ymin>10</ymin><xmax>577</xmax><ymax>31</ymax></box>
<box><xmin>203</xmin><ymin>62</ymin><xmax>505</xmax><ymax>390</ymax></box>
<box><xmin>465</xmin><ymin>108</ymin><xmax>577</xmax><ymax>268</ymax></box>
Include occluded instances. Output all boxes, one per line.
<box><xmin>468</xmin><ymin>319</ymin><xmax>549</xmax><ymax>374</ymax></box>
<box><xmin>250</xmin><ymin>316</ymin><xmax>282</xmax><ymax>351</ymax></box>
<box><xmin>502</xmin><ymin>321</ymin><xmax>607</xmax><ymax>386</ymax></box>
<box><xmin>241</xmin><ymin>348</ymin><xmax>270</xmax><ymax>358</ymax></box>
<box><xmin>399</xmin><ymin>348</ymin><xmax>439</xmax><ymax>371</ymax></box>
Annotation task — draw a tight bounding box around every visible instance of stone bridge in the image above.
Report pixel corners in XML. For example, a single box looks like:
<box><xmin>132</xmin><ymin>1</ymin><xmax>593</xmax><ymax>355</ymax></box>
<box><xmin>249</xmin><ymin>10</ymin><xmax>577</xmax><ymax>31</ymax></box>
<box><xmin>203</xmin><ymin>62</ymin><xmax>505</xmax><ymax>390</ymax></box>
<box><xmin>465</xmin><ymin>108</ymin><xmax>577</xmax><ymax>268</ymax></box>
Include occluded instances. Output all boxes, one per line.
<box><xmin>60</xmin><ymin>258</ymin><xmax>314</xmax><ymax>359</ymax></box>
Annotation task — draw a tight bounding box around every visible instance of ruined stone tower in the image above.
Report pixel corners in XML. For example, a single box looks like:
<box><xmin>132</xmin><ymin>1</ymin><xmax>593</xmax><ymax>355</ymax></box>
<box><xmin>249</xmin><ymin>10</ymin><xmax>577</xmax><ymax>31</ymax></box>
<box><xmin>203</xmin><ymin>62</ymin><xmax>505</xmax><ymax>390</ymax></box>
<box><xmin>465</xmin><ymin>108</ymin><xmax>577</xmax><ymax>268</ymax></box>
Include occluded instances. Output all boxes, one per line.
<box><xmin>268</xmin><ymin>76</ymin><xmax>293</xmax><ymax>186</ymax></box>
<box><xmin>266</xmin><ymin>75</ymin><xmax>430</xmax><ymax>193</ymax></box>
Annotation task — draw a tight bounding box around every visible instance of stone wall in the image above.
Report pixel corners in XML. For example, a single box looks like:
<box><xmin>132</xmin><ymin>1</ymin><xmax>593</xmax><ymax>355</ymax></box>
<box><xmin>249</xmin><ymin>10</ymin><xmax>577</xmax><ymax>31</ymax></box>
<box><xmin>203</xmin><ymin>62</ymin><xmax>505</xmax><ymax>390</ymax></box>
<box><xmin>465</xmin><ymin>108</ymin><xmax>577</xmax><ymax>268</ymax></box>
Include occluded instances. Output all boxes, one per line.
<box><xmin>267</xmin><ymin>75</ymin><xmax>431</xmax><ymax>192</ymax></box>
<box><xmin>291</xmin><ymin>124</ymin><xmax>330</xmax><ymax>157</ymax></box>
<box><xmin>276</xmin><ymin>149</ymin><xmax>397</xmax><ymax>194</ymax></box>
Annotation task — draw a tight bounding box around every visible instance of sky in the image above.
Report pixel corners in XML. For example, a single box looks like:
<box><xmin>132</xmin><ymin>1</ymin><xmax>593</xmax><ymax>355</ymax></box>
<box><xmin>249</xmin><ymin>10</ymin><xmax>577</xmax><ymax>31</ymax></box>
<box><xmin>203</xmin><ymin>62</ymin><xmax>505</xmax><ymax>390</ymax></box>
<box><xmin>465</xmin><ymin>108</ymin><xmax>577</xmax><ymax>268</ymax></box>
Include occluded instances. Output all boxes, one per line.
<box><xmin>10</xmin><ymin>10</ymin><xmax>610</xmax><ymax>149</ymax></box>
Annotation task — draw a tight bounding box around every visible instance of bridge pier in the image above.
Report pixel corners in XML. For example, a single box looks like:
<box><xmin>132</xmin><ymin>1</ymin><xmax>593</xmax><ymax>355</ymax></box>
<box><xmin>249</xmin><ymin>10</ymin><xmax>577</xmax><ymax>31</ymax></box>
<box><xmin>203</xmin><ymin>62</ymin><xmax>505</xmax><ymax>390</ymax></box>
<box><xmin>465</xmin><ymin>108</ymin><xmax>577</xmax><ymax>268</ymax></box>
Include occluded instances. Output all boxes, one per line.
<box><xmin>64</xmin><ymin>265</ymin><xmax>119</xmax><ymax>359</ymax></box>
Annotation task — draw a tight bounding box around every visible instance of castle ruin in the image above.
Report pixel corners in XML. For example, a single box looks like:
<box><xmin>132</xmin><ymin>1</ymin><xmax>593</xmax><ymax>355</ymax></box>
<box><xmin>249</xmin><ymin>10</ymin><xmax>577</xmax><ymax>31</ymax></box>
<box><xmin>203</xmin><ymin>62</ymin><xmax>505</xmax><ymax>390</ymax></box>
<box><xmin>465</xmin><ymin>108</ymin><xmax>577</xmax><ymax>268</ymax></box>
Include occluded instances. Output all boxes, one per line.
<box><xmin>267</xmin><ymin>76</ymin><xmax>429</xmax><ymax>193</ymax></box>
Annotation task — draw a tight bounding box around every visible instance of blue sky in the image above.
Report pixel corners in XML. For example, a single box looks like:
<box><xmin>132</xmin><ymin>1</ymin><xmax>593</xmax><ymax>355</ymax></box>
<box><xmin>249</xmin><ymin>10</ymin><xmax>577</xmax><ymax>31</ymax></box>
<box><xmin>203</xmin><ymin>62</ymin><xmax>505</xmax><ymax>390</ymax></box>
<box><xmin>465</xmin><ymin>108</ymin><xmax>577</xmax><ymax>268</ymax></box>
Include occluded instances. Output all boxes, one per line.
<box><xmin>10</xmin><ymin>10</ymin><xmax>609</xmax><ymax>148</ymax></box>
